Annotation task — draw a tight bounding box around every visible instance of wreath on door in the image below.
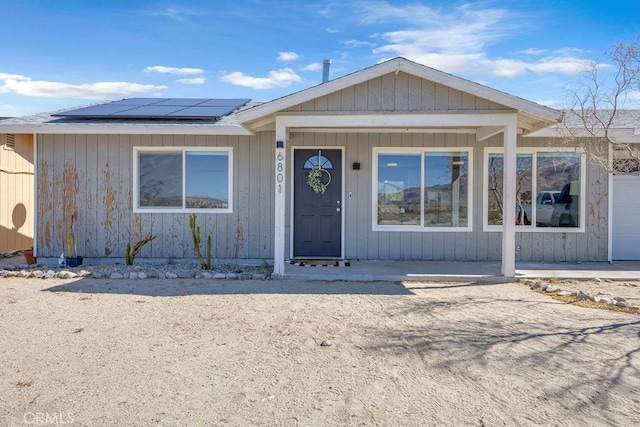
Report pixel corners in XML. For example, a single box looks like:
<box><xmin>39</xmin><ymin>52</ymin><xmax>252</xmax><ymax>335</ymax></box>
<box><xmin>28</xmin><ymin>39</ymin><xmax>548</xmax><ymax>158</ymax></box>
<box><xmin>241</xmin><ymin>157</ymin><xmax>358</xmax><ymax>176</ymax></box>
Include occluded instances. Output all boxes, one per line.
<box><xmin>307</xmin><ymin>150</ymin><xmax>332</xmax><ymax>194</ymax></box>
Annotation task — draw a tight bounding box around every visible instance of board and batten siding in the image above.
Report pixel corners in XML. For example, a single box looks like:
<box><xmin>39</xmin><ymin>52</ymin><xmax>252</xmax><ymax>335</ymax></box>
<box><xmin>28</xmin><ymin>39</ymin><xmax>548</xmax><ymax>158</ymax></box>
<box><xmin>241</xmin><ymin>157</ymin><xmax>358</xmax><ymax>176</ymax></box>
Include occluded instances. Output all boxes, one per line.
<box><xmin>286</xmin><ymin>132</ymin><xmax>607</xmax><ymax>262</ymax></box>
<box><xmin>284</xmin><ymin>71</ymin><xmax>512</xmax><ymax>113</ymax></box>
<box><xmin>36</xmin><ymin>133</ymin><xmax>274</xmax><ymax>261</ymax></box>
<box><xmin>0</xmin><ymin>133</ymin><xmax>34</xmax><ymax>252</ymax></box>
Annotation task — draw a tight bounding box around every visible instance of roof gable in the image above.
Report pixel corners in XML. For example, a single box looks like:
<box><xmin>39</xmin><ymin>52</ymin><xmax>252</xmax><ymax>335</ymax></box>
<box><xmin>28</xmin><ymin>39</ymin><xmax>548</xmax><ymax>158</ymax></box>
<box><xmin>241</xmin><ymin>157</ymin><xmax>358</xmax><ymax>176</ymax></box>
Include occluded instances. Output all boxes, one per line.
<box><xmin>237</xmin><ymin>57</ymin><xmax>561</xmax><ymax>127</ymax></box>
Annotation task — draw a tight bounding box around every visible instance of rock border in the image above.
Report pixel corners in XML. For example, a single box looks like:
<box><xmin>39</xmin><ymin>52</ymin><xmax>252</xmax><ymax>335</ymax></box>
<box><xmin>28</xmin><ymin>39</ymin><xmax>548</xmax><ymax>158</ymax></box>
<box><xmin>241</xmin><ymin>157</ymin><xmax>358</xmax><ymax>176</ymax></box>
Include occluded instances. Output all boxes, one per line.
<box><xmin>0</xmin><ymin>262</ymin><xmax>272</xmax><ymax>281</ymax></box>
<box><xmin>521</xmin><ymin>279</ymin><xmax>639</xmax><ymax>312</ymax></box>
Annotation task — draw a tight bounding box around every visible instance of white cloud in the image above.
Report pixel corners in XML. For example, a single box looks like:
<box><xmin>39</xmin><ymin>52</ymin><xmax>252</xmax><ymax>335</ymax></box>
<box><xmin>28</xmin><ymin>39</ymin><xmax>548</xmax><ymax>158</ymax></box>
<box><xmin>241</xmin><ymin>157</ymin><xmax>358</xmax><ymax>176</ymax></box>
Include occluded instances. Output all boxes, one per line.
<box><xmin>326</xmin><ymin>28</ymin><xmax>339</xmax><ymax>33</ymax></box>
<box><xmin>145</xmin><ymin>66</ymin><xmax>204</xmax><ymax>76</ymax></box>
<box><xmin>221</xmin><ymin>68</ymin><xmax>301</xmax><ymax>89</ymax></box>
<box><xmin>301</xmin><ymin>62</ymin><xmax>322</xmax><ymax>72</ymax></box>
<box><xmin>521</xmin><ymin>48</ymin><xmax>548</xmax><ymax>56</ymax></box>
<box><xmin>360</xmin><ymin>2</ymin><xmax>594</xmax><ymax>79</ymax></box>
<box><xmin>148</xmin><ymin>7</ymin><xmax>202</xmax><ymax>22</ymax></box>
<box><xmin>0</xmin><ymin>72</ymin><xmax>30</xmax><ymax>81</ymax></box>
<box><xmin>0</xmin><ymin>77</ymin><xmax>166</xmax><ymax>99</ymax></box>
<box><xmin>176</xmin><ymin>77</ymin><xmax>206</xmax><ymax>85</ymax></box>
<box><xmin>342</xmin><ymin>39</ymin><xmax>375</xmax><ymax>48</ymax></box>
<box><xmin>277</xmin><ymin>52</ymin><xmax>300</xmax><ymax>62</ymax></box>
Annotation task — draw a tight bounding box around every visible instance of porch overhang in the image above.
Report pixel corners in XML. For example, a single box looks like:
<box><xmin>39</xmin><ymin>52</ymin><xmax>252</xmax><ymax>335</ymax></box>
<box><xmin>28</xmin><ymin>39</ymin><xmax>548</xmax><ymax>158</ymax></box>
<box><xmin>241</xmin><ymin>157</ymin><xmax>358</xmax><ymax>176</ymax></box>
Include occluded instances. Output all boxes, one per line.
<box><xmin>271</xmin><ymin>111</ymin><xmax>520</xmax><ymax>279</ymax></box>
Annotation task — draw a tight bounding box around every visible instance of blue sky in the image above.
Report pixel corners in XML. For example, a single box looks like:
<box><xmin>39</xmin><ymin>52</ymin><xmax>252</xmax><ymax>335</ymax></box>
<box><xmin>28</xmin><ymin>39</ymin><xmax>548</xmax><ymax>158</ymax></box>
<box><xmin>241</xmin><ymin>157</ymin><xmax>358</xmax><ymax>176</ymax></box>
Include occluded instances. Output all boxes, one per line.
<box><xmin>1</xmin><ymin>0</ymin><xmax>638</xmax><ymax>117</ymax></box>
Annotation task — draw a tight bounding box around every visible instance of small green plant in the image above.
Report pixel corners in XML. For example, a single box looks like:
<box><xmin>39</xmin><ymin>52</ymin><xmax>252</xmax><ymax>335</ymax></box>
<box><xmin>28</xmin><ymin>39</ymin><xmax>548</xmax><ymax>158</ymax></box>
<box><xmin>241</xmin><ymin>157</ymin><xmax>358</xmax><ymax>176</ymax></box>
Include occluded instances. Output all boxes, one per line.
<box><xmin>189</xmin><ymin>214</ymin><xmax>212</xmax><ymax>269</ymax></box>
<box><xmin>125</xmin><ymin>234</ymin><xmax>156</xmax><ymax>265</ymax></box>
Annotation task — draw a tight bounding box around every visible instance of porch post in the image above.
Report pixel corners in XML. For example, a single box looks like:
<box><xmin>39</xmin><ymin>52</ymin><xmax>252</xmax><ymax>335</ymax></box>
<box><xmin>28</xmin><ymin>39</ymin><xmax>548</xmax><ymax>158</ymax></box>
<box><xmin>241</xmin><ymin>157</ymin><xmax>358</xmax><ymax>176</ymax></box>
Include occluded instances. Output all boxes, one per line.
<box><xmin>273</xmin><ymin>118</ymin><xmax>287</xmax><ymax>277</ymax></box>
<box><xmin>501</xmin><ymin>116</ymin><xmax>518</xmax><ymax>278</ymax></box>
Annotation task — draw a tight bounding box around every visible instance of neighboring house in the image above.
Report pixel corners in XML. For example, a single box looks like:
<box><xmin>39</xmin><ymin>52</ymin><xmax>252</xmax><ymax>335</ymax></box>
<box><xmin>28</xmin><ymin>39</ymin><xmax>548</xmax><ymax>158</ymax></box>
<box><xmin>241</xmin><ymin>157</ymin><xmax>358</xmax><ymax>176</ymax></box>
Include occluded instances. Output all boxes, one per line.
<box><xmin>0</xmin><ymin>130</ymin><xmax>34</xmax><ymax>253</ymax></box>
<box><xmin>0</xmin><ymin>57</ymin><xmax>635</xmax><ymax>276</ymax></box>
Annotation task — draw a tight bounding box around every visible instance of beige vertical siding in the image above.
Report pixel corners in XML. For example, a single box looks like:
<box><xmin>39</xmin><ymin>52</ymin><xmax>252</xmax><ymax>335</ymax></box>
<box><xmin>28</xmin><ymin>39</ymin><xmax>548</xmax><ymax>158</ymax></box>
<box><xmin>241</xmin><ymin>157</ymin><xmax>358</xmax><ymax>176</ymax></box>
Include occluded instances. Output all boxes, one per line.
<box><xmin>36</xmin><ymin>133</ymin><xmax>274</xmax><ymax>261</ymax></box>
<box><xmin>286</xmin><ymin>132</ymin><xmax>607</xmax><ymax>262</ymax></box>
<box><xmin>0</xmin><ymin>134</ymin><xmax>34</xmax><ymax>252</ymax></box>
<box><xmin>285</xmin><ymin>72</ymin><xmax>510</xmax><ymax>113</ymax></box>
<box><xmin>279</xmin><ymin>71</ymin><xmax>606</xmax><ymax>262</ymax></box>
<box><xmin>34</xmin><ymin>70</ymin><xmax>608</xmax><ymax>263</ymax></box>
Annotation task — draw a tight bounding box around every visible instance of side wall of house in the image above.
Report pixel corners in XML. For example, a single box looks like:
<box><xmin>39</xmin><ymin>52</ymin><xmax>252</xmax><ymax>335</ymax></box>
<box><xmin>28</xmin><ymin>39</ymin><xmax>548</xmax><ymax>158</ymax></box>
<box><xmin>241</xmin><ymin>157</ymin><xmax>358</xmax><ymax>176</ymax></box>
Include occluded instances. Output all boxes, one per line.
<box><xmin>0</xmin><ymin>133</ymin><xmax>34</xmax><ymax>253</ymax></box>
<box><xmin>36</xmin><ymin>133</ymin><xmax>274</xmax><ymax>262</ymax></box>
<box><xmin>285</xmin><ymin>132</ymin><xmax>607</xmax><ymax>262</ymax></box>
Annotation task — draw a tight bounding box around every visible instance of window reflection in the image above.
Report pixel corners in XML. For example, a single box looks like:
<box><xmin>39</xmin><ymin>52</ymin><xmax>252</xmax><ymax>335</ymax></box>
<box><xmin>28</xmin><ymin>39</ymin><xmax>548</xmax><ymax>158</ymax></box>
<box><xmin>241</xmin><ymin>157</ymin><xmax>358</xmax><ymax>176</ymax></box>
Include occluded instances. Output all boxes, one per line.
<box><xmin>539</xmin><ymin>153</ymin><xmax>580</xmax><ymax>228</ymax></box>
<box><xmin>424</xmin><ymin>152</ymin><xmax>468</xmax><ymax>227</ymax></box>
<box><xmin>486</xmin><ymin>151</ymin><xmax>581</xmax><ymax>228</ymax></box>
<box><xmin>139</xmin><ymin>153</ymin><xmax>182</xmax><ymax>207</ymax></box>
<box><xmin>185</xmin><ymin>152</ymin><xmax>229</xmax><ymax>209</ymax></box>
<box><xmin>487</xmin><ymin>154</ymin><xmax>532</xmax><ymax>226</ymax></box>
<box><xmin>377</xmin><ymin>154</ymin><xmax>421</xmax><ymax>225</ymax></box>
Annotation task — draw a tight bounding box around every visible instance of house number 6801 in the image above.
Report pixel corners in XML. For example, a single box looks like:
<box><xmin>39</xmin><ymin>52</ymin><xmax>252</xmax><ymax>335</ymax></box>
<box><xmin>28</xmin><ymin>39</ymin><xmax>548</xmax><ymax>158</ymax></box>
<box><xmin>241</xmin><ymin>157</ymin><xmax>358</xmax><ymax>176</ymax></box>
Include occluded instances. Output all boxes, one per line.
<box><xmin>276</xmin><ymin>151</ymin><xmax>284</xmax><ymax>193</ymax></box>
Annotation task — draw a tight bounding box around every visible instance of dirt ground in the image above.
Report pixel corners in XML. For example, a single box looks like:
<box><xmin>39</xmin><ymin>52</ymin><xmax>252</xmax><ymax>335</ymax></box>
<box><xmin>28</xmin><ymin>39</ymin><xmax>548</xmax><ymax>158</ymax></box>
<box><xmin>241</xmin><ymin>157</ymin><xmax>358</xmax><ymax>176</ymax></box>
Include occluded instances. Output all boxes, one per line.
<box><xmin>1</xmin><ymin>276</ymin><xmax>638</xmax><ymax>426</ymax></box>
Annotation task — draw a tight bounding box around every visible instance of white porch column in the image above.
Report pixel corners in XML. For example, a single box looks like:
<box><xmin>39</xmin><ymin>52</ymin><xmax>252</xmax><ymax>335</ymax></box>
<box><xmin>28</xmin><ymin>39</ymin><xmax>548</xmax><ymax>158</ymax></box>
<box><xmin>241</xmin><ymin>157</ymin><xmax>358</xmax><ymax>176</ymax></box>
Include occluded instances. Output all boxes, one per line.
<box><xmin>273</xmin><ymin>119</ymin><xmax>287</xmax><ymax>277</ymax></box>
<box><xmin>501</xmin><ymin>117</ymin><xmax>518</xmax><ymax>278</ymax></box>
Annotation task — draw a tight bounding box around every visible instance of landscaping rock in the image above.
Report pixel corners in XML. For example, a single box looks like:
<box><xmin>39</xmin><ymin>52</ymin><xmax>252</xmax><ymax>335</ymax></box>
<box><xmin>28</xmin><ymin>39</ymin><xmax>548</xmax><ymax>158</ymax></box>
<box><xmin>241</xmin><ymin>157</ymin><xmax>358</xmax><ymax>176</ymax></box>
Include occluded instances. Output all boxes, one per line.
<box><xmin>129</xmin><ymin>272</ymin><xmax>138</xmax><ymax>280</ymax></box>
<box><xmin>44</xmin><ymin>270</ymin><xmax>56</xmax><ymax>279</ymax></box>
<box><xmin>177</xmin><ymin>271</ymin><xmax>193</xmax><ymax>279</ymax></box>
<box><xmin>576</xmin><ymin>290</ymin><xmax>591</xmax><ymax>300</ymax></box>
<box><xmin>165</xmin><ymin>272</ymin><xmax>178</xmax><ymax>279</ymax></box>
<box><xmin>30</xmin><ymin>270</ymin><xmax>45</xmax><ymax>279</ymax></box>
<box><xmin>110</xmin><ymin>273</ymin><xmax>124</xmax><ymax>279</ymax></box>
<box><xmin>557</xmin><ymin>291</ymin><xmax>572</xmax><ymax>296</ymax></box>
<box><xmin>138</xmin><ymin>272</ymin><xmax>148</xmax><ymax>279</ymax></box>
<box><xmin>59</xmin><ymin>271</ymin><xmax>78</xmax><ymax>279</ymax></box>
<box><xmin>214</xmin><ymin>273</ymin><xmax>226</xmax><ymax>280</ymax></box>
<box><xmin>252</xmin><ymin>273</ymin><xmax>267</xmax><ymax>280</ymax></box>
<box><xmin>201</xmin><ymin>272</ymin><xmax>213</xmax><ymax>279</ymax></box>
<box><xmin>226</xmin><ymin>273</ymin><xmax>238</xmax><ymax>280</ymax></box>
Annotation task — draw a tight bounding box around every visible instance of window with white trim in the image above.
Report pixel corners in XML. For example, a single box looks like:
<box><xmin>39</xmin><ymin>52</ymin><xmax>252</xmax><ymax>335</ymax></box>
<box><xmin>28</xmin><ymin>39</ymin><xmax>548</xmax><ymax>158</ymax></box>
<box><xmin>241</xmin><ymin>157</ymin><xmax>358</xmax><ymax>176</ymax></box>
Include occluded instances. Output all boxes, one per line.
<box><xmin>484</xmin><ymin>148</ymin><xmax>585</xmax><ymax>231</ymax></box>
<box><xmin>133</xmin><ymin>147</ymin><xmax>232</xmax><ymax>213</ymax></box>
<box><xmin>373</xmin><ymin>148</ymin><xmax>472</xmax><ymax>231</ymax></box>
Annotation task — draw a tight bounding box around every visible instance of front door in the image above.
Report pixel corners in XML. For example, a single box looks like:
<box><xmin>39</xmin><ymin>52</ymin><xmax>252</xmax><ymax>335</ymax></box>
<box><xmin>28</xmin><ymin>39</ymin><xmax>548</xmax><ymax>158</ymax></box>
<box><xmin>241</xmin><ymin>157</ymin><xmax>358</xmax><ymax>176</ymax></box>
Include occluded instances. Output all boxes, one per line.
<box><xmin>293</xmin><ymin>149</ymin><xmax>342</xmax><ymax>258</ymax></box>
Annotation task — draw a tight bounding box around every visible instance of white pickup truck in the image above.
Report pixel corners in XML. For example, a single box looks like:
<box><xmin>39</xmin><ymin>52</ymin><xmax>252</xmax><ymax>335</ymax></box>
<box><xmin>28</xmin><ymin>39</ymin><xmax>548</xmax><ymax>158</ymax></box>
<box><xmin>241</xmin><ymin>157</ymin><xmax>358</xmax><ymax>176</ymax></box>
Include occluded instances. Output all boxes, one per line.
<box><xmin>516</xmin><ymin>191</ymin><xmax>560</xmax><ymax>226</ymax></box>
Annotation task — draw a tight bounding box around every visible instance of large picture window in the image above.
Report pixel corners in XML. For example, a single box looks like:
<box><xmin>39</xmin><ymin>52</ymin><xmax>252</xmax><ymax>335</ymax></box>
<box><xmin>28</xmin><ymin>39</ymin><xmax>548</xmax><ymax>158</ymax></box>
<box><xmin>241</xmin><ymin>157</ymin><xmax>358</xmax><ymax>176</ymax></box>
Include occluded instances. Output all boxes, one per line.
<box><xmin>134</xmin><ymin>147</ymin><xmax>232</xmax><ymax>213</ymax></box>
<box><xmin>484</xmin><ymin>149</ymin><xmax>584</xmax><ymax>231</ymax></box>
<box><xmin>373</xmin><ymin>148</ymin><xmax>472</xmax><ymax>231</ymax></box>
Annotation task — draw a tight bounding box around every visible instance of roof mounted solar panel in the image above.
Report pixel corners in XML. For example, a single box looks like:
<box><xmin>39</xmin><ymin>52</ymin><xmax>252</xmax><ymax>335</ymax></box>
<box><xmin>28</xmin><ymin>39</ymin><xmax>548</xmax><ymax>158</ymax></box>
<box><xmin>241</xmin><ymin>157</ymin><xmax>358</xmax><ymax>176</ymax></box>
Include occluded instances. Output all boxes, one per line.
<box><xmin>52</xmin><ymin>98</ymin><xmax>251</xmax><ymax>120</ymax></box>
<box><xmin>53</xmin><ymin>103</ymin><xmax>140</xmax><ymax>117</ymax></box>
<box><xmin>167</xmin><ymin>106</ymin><xmax>244</xmax><ymax>118</ymax></box>
<box><xmin>198</xmin><ymin>98</ymin><xmax>252</xmax><ymax>107</ymax></box>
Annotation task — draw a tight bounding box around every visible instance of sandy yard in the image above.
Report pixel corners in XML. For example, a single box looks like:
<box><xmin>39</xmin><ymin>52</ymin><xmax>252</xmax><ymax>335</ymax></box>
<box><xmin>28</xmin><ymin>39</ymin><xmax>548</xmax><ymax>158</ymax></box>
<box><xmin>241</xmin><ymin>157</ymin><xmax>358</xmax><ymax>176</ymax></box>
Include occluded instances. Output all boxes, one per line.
<box><xmin>0</xmin><ymin>275</ymin><xmax>638</xmax><ymax>427</ymax></box>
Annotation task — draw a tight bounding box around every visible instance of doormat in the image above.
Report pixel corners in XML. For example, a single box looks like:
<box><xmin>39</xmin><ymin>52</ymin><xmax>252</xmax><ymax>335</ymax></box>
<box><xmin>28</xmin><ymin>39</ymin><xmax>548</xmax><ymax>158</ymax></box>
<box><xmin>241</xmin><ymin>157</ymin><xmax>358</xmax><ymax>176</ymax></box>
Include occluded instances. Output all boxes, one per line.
<box><xmin>286</xmin><ymin>259</ymin><xmax>351</xmax><ymax>267</ymax></box>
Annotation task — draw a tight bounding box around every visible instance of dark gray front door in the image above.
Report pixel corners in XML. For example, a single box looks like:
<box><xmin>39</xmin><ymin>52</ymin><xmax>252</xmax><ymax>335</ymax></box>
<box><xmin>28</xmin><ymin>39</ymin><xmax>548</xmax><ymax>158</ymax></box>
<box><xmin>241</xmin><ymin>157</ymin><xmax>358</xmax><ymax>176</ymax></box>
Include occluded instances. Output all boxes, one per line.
<box><xmin>293</xmin><ymin>149</ymin><xmax>342</xmax><ymax>258</ymax></box>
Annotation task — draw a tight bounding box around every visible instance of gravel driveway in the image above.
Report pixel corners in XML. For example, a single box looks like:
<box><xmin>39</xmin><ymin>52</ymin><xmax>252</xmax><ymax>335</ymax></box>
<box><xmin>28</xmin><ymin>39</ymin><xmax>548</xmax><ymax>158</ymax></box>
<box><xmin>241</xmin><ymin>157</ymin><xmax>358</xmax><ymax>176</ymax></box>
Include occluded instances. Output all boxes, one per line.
<box><xmin>1</xmin><ymin>277</ymin><xmax>639</xmax><ymax>426</ymax></box>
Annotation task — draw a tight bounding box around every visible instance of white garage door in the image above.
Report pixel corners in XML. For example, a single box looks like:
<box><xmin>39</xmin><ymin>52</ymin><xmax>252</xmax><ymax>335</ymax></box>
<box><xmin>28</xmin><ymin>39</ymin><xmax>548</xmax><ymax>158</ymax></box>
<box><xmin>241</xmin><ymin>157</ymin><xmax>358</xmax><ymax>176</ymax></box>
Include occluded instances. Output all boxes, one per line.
<box><xmin>613</xmin><ymin>175</ymin><xmax>640</xmax><ymax>260</ymax></box>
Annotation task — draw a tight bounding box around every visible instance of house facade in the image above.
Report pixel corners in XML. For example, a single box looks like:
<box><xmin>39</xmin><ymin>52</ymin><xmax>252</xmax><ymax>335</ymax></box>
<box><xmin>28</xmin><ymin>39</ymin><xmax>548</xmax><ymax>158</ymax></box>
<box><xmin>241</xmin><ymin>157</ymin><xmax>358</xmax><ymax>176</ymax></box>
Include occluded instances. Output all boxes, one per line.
<box><xmin>0</xmin><ymin>58</ymin><xmax>632</xmax><ymax>277</ymax></box>
<box><xmin>0</xmin><ymin>132</ymin><xmax>34</xmax><ymax>253</ymax></box>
